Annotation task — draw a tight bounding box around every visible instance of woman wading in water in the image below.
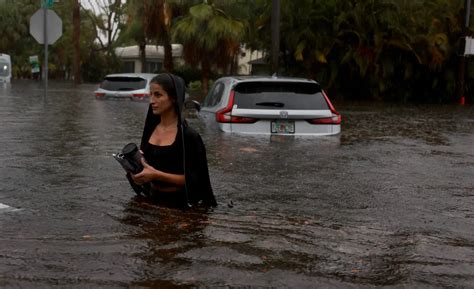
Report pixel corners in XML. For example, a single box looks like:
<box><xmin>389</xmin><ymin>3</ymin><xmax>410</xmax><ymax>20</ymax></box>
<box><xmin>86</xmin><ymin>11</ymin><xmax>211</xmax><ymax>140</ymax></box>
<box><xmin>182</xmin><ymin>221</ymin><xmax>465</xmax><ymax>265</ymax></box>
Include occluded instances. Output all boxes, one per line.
<box><xmin>129</xmin><ymin>73</ymin><xmax>217</xmax><ymax>209</ymax></box>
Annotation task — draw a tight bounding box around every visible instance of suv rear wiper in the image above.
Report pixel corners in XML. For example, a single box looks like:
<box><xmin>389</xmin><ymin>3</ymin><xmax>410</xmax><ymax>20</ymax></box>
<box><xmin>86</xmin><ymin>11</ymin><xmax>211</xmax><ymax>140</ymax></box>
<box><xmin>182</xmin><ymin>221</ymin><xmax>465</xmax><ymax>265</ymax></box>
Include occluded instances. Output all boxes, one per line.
<box><xmin>255</xmin><ymin>102</ymin><xmax>285</xmax><ymax>108</ymax></box>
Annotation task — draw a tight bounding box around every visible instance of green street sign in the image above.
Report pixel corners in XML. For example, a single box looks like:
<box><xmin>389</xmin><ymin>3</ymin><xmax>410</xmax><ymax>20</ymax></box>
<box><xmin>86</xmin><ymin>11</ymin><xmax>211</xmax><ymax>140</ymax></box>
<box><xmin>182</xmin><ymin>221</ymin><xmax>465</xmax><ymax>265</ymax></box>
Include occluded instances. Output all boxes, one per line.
<box><xmin>42</xmin><ymin>0</ymin><xmax>54</xmax><ymax>8</ymax></box>
<box><xmin>29</xmin><ymin>55</ymin><xmax>40</xmax><ymax>74</ymax></box>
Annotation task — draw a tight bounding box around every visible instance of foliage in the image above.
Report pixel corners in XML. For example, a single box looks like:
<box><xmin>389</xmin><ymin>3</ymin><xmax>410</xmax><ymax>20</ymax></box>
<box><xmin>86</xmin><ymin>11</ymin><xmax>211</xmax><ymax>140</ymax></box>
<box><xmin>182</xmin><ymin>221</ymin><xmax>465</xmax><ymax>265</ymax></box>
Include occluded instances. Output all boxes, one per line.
<box><xmin>51</xmin><ymin>0</ymin><xmax>120</xmax><ymax>82</ymax></box>
<box><xmin>0</xmin><ymin>0</ymin><xmax>38</xmax><ymax>77</ymax></box>
<box><xmin>0</xmin><ymin>0</ymin><xmax>120</xmax><ymax>81</ymax></box>
<box><xmin>188</xmin><ymin>80</ymin><xmax>202</xmax><ymax>91</ymax></box>
<box><xmin>173</xmin><ymin>65</ymin><xmax>203</xmax><ymax>84</ymax></box>
<box><xmin>82</xmin><ymin>0</ymin><xmax>126</xmax><ymax>54</ymax></box>
<box><xmin>172</xmin><ymin>0</ymin><xmax>245</xmax><ymax>93</ymax></box>
<box><xmin>1</xmin><ymin>0</ymin><xmax>472</xmax><ymax>102</ymax></box>
<box><xmin>253</xmin><ymin>0</ymin><xmax>467</xmax><ymax>102</ymax></box>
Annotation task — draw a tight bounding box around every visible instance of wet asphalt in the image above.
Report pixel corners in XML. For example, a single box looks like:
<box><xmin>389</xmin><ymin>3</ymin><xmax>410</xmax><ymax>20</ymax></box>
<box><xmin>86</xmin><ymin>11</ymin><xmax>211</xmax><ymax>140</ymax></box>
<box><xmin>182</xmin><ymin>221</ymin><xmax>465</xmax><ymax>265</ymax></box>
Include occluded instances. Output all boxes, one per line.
<box><xmin>0</xmin><ymin>80</ymin><xmax>473</xmax><ymax>288</ymax></box>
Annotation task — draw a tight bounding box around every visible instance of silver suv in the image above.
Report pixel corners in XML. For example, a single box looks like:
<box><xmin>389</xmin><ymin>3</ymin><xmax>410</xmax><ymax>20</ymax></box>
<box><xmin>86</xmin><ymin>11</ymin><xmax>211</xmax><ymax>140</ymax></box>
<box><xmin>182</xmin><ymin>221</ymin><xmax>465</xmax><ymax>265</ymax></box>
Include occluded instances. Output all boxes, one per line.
<box><xmin>198</xmin><ymin>76</ymin><xmax>341</xmax><ymax>136</ymax></box>
<box><xmin>94</xmin><ymin>73</ymin><xmax>157</xmax><ymax>100</ymax></box>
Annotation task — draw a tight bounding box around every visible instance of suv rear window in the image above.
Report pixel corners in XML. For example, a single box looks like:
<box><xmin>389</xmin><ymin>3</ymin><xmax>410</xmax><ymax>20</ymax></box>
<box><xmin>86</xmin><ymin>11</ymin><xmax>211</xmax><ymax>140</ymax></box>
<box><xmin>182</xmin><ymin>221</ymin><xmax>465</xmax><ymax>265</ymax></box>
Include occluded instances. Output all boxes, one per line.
<box><xmin>233</xmin><ymin>81</ymin><xmax>329</xmax><ymax>110</ymax></box>
<box><xmin>100</xmin><ymin>77</ymin><xmax>147</xmax><ymax>91</ymax></box>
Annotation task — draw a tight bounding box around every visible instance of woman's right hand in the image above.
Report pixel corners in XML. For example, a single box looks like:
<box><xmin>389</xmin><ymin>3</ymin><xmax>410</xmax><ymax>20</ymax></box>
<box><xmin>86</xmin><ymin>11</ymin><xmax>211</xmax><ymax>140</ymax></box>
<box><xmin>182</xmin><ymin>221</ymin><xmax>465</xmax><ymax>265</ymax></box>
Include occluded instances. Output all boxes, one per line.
<box><xmin>131</xmin><ymin>158</ymin><xmax>160</xmax><ymax>185</ymax></box>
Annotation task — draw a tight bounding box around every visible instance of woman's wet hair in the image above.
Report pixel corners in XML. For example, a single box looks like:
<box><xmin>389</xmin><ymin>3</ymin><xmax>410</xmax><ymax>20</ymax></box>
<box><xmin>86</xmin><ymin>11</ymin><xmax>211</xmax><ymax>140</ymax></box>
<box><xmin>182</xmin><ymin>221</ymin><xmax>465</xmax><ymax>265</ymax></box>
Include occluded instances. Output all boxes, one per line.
<box><xmin>150</xmin><ymin>73</ymin><xmax>177</xmax><ymax>103</ymax></box>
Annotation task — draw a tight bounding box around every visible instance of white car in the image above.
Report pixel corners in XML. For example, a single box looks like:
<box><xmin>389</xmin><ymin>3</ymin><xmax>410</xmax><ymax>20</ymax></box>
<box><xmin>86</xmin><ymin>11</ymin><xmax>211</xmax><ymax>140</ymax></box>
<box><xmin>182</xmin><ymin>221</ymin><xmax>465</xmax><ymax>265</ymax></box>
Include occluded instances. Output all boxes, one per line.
<box><xmin>196</xmin><ymin>76</ymin><xmax>341</xmax><ymax>136</ymax></box>
<box><xmin>94</xmin><ymin>73</ymin><xmax>157</xmax><ymax>100</ymax></box>
<box><xmin>0</xmin><ymin>53</ymin><xmax>12</xmax><ymax>83</ymax></box>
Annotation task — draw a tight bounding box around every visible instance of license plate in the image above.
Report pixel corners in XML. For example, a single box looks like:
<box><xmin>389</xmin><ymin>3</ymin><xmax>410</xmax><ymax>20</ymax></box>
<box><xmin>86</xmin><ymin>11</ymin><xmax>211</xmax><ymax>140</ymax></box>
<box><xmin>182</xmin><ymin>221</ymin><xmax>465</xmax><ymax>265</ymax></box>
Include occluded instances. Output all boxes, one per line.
<box><xmin>271</xmin><ymin>120</ymin><xmax>295</xmax><ymax>134</ymax></box>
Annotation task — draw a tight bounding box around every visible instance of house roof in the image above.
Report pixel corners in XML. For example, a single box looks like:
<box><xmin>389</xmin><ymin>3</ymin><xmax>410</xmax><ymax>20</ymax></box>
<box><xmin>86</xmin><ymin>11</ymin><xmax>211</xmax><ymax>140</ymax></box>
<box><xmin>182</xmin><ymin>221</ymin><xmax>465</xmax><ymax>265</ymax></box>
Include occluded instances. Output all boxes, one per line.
<box><xmin>115</xmin><ymin>44</ymin><xmax>183</xmax><ymax>59</ymax></box>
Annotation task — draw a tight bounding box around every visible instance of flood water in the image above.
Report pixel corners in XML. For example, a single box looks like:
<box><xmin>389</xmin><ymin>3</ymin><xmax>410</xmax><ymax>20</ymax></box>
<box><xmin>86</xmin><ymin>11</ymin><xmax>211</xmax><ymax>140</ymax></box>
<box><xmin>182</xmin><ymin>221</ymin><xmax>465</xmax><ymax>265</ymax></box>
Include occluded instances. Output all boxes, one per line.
<box><xmin>0</xmin><ymin>80</ymin><xmax>473</xmax><ymax>288</ymax></box>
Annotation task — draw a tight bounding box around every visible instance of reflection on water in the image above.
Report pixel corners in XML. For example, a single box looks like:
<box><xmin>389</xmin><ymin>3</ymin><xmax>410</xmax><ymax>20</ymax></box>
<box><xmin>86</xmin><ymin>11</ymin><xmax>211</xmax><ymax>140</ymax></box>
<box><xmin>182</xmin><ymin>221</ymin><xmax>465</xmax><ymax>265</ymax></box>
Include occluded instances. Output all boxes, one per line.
<box><xmin>0</xmin><ymin>80</ymin><xmax>473</xmax><ymax>288</ymax></box>
<box><xmin>118</xmin><ymin>199</ymin><xmax>211</xmax><ymax>288</ymax></box>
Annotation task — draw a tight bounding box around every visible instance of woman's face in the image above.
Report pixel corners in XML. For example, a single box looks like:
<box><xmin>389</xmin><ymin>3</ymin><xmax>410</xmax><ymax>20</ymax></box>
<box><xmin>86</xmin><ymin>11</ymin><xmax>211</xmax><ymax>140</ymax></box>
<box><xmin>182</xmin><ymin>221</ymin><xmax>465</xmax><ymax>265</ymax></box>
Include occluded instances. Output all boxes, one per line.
<box><xmin>150</xmin><ymin>83</ymin><xmax>175</xmax><ymax>115</ymax></box>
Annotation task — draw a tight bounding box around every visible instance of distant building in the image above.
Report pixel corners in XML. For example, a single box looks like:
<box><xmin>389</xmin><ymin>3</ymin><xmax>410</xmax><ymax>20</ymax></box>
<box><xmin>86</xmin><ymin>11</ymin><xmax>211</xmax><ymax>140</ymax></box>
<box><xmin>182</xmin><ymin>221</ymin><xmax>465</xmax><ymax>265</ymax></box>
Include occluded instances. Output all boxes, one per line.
<box><xmin>236</xmin><ymin>48</ymin><xmax>268</xmax><ymax>75</ymax></box>
<box><xmin>115</xmin><ymin>44</ymin><xmax>184</xmax><ymax>73</ymax></box>
<box><xmin>115</xmin><ymin>44</ymin><xmax>267</xmax><ymax>76</ymax></box>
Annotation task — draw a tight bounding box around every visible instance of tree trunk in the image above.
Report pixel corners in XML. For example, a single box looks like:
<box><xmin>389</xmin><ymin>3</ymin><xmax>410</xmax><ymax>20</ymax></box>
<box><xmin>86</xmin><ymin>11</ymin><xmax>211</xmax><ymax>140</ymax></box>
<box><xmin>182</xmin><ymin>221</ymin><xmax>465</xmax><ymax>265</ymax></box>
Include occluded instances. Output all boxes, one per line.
<box><xmin>202</xmin><ymin>58</ymin><xmax>210</xmax><ymax>95</ymax></box>
<box><xmin>139</xmin><ymin>42</ymin><xmax>147</xmax><ymax>73</ymax></box>
<box><xmin>457</xmin><ymin>0</ymin><xmax>471</xmax><ymax>103</ymax></box>
<box><xmin>163</xmin><ymin>1</ymin><xmax>173</xmax><ymax>72</ymax></box>
<box><xmin>229</xmin><ymin>52</ymin><xmax>236</xmax><ymax>75</ymax></box>
<box><xmin>271</xmin><ymin>0</ymin><xmax>280</xmax><ymax>74</ymax></box>
<box><xmin>163</xmin><ymin>40</ymin><xmax>173</xmax><ymax>72</ymax></box>
<box><xmin>73</xmin><ymin>0</ymin><xmax>81</xmax><ymax>85</ymax></box>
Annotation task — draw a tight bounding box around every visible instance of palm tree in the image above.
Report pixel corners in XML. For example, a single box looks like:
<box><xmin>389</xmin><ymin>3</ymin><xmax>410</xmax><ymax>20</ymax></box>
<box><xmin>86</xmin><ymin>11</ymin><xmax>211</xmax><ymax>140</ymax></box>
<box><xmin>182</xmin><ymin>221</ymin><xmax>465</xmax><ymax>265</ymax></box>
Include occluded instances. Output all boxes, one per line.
<box><xmin>121</xmin><ymin>0</ymin><xmax>189</xmax><ymax>73</ymax></box>
<box><xmin>172</xmin><ymin>1</ymin><xmax>245</xmax><ymax>93</ymax></box>
<box><xmin>120</xmin><ymin>0</ymin><xmax>148</xmax><ymax>72</ymax></box>
<box><xmin>143</xmin><ymin>0</ymin><xmax>174</xmax><ymax>72</ymax></box>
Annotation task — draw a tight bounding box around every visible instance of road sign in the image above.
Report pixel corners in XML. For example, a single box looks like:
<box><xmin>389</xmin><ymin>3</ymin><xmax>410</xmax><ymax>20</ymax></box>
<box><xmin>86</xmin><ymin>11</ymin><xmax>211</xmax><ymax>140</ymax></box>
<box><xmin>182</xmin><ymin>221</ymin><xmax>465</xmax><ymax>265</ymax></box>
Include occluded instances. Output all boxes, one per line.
<box><xmin>29</xmin><ymin>9</ymin><xmax>63</xmax><ymax>45</ymax></box>
<box><xmin>29</xmin><ymin>56</ymin><xmax>40</xmax><ymax>74</ymax></box>
<box><xmin>29</xmin><ymin>8</ymin><xmax>63</xmax><ymax>100</ymax></box>
<box><xmin>42</xmin><ymin>0</ymin><xmax>54</xmax><ymax>8</ymax></box>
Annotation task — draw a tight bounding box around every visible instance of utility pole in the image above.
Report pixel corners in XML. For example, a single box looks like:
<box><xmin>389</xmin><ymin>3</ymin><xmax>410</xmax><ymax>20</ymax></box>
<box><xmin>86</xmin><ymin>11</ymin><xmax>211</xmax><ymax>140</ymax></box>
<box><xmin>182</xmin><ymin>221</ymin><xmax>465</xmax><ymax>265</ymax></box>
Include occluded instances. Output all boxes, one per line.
<box><xmin>73</xmin><ymin>0</ymin><xmax>81</xmax><ymax>85</ymax></box>
<box><xmin>458</xmin><ymin>0</ymin><xmax>471</xmax><ymax>104</ymax></box>
<box><xmin>271</xmin><ymin>0</ymin><xmax>280</xmax><ymax>75</ymax></box>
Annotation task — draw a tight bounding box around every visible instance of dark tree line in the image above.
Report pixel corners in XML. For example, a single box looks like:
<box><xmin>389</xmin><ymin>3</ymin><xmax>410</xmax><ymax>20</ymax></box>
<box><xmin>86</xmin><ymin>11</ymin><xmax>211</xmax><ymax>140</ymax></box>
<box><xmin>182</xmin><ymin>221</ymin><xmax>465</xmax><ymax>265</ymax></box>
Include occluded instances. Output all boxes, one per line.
<box><xmin>1</xmin><ymin>0</ymin><xmax>472</xmax><ymax>102</ymax></box>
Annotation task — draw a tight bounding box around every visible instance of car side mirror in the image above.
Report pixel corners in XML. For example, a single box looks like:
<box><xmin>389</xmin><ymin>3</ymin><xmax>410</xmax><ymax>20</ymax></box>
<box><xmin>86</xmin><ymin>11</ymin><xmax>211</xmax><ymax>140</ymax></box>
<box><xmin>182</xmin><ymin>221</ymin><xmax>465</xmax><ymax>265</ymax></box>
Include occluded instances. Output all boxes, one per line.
<box><xmin>184</xmin><ymin>100</ymin><xmax>201</xmax><ymax>112</ymax></box>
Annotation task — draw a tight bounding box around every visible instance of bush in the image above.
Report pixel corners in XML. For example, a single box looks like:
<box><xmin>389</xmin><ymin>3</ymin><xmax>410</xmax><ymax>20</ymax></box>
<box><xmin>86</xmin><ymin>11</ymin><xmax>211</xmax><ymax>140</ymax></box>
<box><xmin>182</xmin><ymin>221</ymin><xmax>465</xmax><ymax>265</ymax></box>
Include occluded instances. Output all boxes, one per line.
<box><xmin>188</xmin><ymin>80</ymin><xmax>202</xmax><ymax>91</ymax></box>
<box><xmin>173</xmin><ymin>66</ymin><xmax>202</xmax><ymax>85</ymax></box>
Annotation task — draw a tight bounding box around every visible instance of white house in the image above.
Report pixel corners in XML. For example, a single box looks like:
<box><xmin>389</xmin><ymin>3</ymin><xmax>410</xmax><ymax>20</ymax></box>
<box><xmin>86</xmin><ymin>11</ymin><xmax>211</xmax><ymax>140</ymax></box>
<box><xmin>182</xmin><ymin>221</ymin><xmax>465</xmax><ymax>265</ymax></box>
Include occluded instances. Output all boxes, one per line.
<box><xmin>236</xmin><ymin>48</ymin><xmax>266</xmax><ymax>75</ymax></box>
<box><xmin>115</xmin><ymin>44</ymin><xmax>184</xmax><ymax>73</ymax></box>
<box><xmin>115</xmin><ymin>44</ymin><xmax>266</xmax><ymax>75</ymax></box>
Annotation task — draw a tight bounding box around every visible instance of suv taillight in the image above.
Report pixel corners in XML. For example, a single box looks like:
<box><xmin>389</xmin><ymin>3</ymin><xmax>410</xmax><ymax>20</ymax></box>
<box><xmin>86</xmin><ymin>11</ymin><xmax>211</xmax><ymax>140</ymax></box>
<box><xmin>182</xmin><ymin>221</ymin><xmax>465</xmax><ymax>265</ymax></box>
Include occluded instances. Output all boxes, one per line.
<box><xmin>308</xmin><ymin>90</ymin><xmax>341</xmax><ymax>125</ymax></box>
<box><xmin>216</xmin><ymin>90</ymin><xmax>256</xmax><ymax>123</ymax></box>
<box><xmin>132</xmin><ymin>93</ymin><xmax>149</xmax><ymax>98</ymax></box>
<box><xmin>308</xmin><ymin>114</ymin><xmax>341</xmax><ymax>124</ymax></box>
<box><xmin>95</xmin><ymin>92</ymin><xmax>105</xmax><ymax>97</ymax></box>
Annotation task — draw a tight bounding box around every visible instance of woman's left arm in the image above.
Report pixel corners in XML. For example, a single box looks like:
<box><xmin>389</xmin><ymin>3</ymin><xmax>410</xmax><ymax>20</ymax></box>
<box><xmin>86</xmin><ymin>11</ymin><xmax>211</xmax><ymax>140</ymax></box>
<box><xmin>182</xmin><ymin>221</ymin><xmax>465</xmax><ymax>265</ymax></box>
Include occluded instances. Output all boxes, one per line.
<box><xmin>184</xmin><ymin>132</ymin><xmax>217</xmax><ymax>206</ymax></box>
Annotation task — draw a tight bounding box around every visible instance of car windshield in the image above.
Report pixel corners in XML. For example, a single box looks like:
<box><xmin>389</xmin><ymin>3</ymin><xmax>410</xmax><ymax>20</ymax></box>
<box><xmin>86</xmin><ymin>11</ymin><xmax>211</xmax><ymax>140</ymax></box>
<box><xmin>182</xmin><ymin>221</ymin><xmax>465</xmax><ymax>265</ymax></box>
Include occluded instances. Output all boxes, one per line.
<box><xmin>100</xmin><ymin>77</ymin><xmax>147</xmax><ymax>91</ymax></box>
<box><xmin>0</xmin><ymin>61</ymin><xmax>9</xmax><ymax>76</ymax></box>
<box><xmin>233</xmin><ymin>81</ymin><xmax>329</xmax><ymax>110</ymax></box>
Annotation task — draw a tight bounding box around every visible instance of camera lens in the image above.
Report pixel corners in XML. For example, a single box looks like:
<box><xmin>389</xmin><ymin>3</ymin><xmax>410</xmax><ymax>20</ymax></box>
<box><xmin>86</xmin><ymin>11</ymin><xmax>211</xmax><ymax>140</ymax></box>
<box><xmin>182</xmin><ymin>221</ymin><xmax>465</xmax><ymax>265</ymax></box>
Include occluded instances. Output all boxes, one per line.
<box><xmin>122</xmin><ymin>143</ymin><xmax>138</xmax><ymax>156</ymax></box>
<box><xmin>121</xmin><ymin>143</ymin><xmax>143</xmax><ymax>174</ymax></box>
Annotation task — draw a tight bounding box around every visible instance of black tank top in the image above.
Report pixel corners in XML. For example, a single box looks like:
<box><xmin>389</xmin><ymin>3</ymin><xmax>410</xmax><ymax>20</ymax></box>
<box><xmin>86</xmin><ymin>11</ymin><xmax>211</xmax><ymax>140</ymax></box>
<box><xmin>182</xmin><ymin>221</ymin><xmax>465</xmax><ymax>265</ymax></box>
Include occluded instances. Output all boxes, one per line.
<box><xmin>142</xmin><ymin>128</ymin><xmax>184</xmax><ymax>178</ymax></box>
<box><xmin>141</xmin><ymin>128</ymin><xmax>187</xmax><ymax>208</ymax></box>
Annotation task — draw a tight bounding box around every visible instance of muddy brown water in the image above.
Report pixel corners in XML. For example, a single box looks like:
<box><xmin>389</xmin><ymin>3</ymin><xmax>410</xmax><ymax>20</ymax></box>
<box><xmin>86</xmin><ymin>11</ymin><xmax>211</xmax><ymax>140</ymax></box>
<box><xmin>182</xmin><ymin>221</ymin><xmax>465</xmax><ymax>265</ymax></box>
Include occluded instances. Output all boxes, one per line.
<box><xmin>0</xmin><ymin>81</ymin><xmax>473</xmax><ymax>288</ymax></box>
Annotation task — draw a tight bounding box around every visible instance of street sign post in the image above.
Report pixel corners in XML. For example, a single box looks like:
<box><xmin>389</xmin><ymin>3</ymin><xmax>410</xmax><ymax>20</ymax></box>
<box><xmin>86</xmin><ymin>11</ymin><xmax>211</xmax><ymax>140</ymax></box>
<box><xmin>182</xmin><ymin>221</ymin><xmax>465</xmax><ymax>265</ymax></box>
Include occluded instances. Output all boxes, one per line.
<box><xmin>29</xmin><ymin>8</ymin><xmax>62</xmax><ymax>99</ymax></box>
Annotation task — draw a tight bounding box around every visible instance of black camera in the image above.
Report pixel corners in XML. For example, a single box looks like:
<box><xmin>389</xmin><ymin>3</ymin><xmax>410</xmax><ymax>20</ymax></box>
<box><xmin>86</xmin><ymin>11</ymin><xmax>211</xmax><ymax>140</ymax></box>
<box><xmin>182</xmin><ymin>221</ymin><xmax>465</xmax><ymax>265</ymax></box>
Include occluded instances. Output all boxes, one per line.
<box><xmin>113</xmin><ymin>143</ymin><xmax>143</xmax><ymax>174</ymax></box>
